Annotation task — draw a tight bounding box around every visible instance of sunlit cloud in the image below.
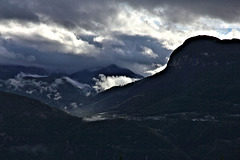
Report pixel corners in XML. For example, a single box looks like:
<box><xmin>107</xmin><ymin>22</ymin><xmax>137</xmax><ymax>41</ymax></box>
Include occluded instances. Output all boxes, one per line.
<box><xmin>0</xmin><ymin>21</ymin><xmax>98</xmax><ymax>55</ymax></box>
<box><xmin>93</xmin><ymin>74</ymin><xmax>139</xmax><ymax>92</ymax></box>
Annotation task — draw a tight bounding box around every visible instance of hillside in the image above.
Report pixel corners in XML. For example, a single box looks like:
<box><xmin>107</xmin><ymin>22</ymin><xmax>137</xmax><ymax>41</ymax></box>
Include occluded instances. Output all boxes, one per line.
<box><xmin>1</xmin><ymin>91</ymin><xmax>239</xmax><ymax>160</ymax></box>
<box><xmin>78</xmin><ymin>36</ymin><xmax>240</xmax><ymax>115</ymax></box>
<box><xmin>0</xmin><ymin>92</ymin><xmax>191</xmax><ymax>160</ymax></box>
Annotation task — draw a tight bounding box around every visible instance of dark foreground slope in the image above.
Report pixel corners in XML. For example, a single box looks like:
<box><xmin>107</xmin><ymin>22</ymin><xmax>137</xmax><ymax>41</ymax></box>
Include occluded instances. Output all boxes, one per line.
<box><xmin>0</xmin><ymin>92</ymin><xmax>193</xmax><ymax>160</ymax></box>
<box><xmin>80</xmin><ymin>36</ymin><xmax>240</xmax><ymax>115</ymax></box>
<box><xmin>1</xmin><ymin>92</ymin><xmax>240</xmax><ymax>160</ymax></box>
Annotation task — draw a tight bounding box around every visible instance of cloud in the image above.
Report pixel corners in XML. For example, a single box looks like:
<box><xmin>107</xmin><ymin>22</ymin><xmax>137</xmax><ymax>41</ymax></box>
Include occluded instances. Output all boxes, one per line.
<box><xmin>0</xmin><ymin>45</ymin><xmax>36</xmax><ymax>65</ymax></box>
<box><xmin>144</xmin><ymin>64</ymin><xmax>168</xmax><ymax>76</ymax></box>
<box><xmin>0</xmin><ymin>0</ymin><xmax>39</xmax><ymax>21</ymax></box>
<box><xmin>0</xmin><ymin>0</ymin><xmax>239</xmax><ymax>76</ymax></box>
<box><xmin>21</xmin><ymin>0</ymin><xmax>119</xmax><ymax>31</ymax></box>
<box><xmin>0</xmin><ymin>46</ymin><xmax>14</xmax><ymax>58</ymax></box>
<box><xmin>0</xmin><ymin>22</ymin><xmax>97</xmax><ymax>55</ymax></box>
<box><xmin>64</xmin><ymin>77</ymin><xmax>90</xmax><ymax>90</ymax></box>
<box><xmin>141</xmin><ymin>46</ymin><xmax>158</xmax><ymax>59</ymax></box>
<box><xmin>93</xmin><ymin>74</ymin><xmax>139</xmax><ymax>92</ymax></box>
<box><xmin>0</xmin><ymin>21</ymin><xmax>171</xmax><ymax>75</ymax></box>
<box><xmin>219</xmin><ymin>29</ymin><xmax>240</xmax><ymax>39</ymax></box>
<box><xmin>122</xmin><ymin>0</ymin><xmax>240</xmax><ymax>23</ymax></box>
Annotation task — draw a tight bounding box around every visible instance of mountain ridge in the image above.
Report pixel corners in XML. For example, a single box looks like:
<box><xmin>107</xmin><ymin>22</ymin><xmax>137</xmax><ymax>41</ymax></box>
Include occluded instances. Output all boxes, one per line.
<box><xmin>0</xmin><ymin>64</ymin><xmax>143</xmax><ymax>112</ymax></box>
<box><xmin>76</xmin><ymin>35</ymin><xmax>240</xmax><ymax>116</ymax></box>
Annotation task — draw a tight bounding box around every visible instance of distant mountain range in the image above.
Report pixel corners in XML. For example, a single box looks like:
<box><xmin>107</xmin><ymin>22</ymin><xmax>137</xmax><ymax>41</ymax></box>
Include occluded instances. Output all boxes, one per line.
<box><xmin>1</xmin><ymin>36</ymin><xmax>240</xmax><ymax>160</ymax></box>
<box><xmin>0</xmin><ymin>64</ymin><xmax>143</xmax><ymax>111</ymax></box>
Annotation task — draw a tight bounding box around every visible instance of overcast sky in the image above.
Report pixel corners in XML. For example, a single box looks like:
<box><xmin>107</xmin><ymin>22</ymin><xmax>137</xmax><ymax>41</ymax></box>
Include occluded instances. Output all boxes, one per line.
<box><xmin>0</xmin><ymin>0</ymin><xmax>239</xmax><ymax>76</ymax></box>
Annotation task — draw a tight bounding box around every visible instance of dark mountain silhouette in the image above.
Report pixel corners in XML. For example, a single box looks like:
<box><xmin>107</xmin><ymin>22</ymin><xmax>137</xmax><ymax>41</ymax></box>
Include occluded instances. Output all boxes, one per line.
<box><xmin>1</xmin><ymin>89</ymin><xmax>240</xmax><ymax>160</ymax></box>
<box><xmin>78</xmin><ymin>36</ymin><xmax>240</xmax><ymax>115</ymax></box>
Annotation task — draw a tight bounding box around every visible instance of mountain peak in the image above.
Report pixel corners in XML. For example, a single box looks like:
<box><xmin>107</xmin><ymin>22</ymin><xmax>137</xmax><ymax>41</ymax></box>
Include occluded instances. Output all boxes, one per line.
<box><xmin>168</xmin><ymin>35</ymin><xmax>240</xmax><ymax>68</ymax></box>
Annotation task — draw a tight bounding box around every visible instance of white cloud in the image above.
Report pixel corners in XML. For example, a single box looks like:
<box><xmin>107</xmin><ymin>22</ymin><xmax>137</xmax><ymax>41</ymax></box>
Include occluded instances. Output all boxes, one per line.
<box><xmin>83</xmin><ymin>115</ymin><xmax>108</xmax><ymax>122</ymax></box>
<box><xmin>63</xmin><ymin>77</ymin><xmax>92</xmax><ymax>96</ymax></box>
<box><xmin>0</xmin><ymin>21</ymin><xmax>98</xmax><ymax>55</ymax></box>
<box><xmin>218</xmin><ymin>29</ymin><xmax>240</xmax><ymax>39</ymax></box>
<box><xmin>93</xmin><ymin>74</ymin><xmax>139</xmax><ymax>92</ymax></box>
<box><xmin>145</xmin><ymin>64</ymin><xmax>168</xmax><ymax>76</ymax></box>
<box><xmin>6</xmin><ymin>78</ymin><xmax>25</xmax><ymax>90</ymax></box>
<box><xmin>141</xmin><ymin>46</ymin><xmax>158</xmax><ymax>58</ymax></box>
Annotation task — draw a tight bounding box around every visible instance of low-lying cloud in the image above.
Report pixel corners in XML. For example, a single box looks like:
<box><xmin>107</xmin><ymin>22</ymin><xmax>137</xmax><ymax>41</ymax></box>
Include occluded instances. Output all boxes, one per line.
<box><xmin>93</xmin><ymin>74</ymin><xmax>139</xmax><ymax>92</ymax></box>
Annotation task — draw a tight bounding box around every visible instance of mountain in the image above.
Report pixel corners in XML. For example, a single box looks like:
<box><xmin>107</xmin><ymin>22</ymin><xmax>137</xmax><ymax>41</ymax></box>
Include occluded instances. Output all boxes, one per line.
<box><xmin>0</xmin><ymin>73</ymin><xmax>92</xmax><ymax>111</ymax></box>
<box><xmin>0</xmin><ymin>64</ymin><xmax>142</xmax><ymax>112</ymax></box>
<box><xmin>77</xmin><ymin>36</ymin><xmax>240</xmax><ymax>115</ymax></box>
<box><xmin>66</xmin><ymin>35</ymin><xmax>240</xmax><ymax>160</ymax></box>
<box><xmin>70</xmin><ymin>64</ymin><xmax>143</xmax><ymax>85</ymax></box>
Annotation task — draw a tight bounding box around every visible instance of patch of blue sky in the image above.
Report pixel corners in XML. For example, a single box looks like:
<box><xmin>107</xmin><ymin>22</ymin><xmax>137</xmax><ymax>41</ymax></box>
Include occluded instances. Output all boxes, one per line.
<box><xmin>154</xmin><ymin>20</ymin><xmax>161</xmax><ymax>27</ymax></box>
<box><xmin>217</xmin><ymin>28</ymin><xmax>233</xmax><ymax>35</ymax></box>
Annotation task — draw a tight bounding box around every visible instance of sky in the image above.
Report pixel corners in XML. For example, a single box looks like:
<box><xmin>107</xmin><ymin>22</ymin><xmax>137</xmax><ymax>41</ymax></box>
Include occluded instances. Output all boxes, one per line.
<box><xmin>0</xmin><ymin>0</ymin><xmax>240</xmax><ymax>76</ymax></box>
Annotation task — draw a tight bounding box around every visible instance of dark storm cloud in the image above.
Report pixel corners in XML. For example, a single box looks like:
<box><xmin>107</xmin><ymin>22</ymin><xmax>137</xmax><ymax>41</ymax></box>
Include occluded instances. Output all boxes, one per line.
<box><xmin>0</xmin><ymin>0</ymin><xmax>39</xmax><ymax>21</ymax></box>
<box><xmin>122</xmin><ymin>0</ymin><xmax>240</xmax><ymax>23</ymax></box>
<box><xmin>0</xmin><ymin>0</ymin><xmax>118</xmax><ymax>30</ymax></box>
<box><xmin>25</xmin><ymin>0</ymin><xmax>119</xmax><ymax>30</ymax></box>
<box><xmin>112</xmin><ymin>35</ymin><xmax>169</xmax><ymax>64</ymax></box>
<box><xmin>1</xmin><ymin>0</ymin><xmax>239</xmax><ymax>27</ymax></box>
